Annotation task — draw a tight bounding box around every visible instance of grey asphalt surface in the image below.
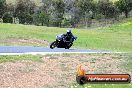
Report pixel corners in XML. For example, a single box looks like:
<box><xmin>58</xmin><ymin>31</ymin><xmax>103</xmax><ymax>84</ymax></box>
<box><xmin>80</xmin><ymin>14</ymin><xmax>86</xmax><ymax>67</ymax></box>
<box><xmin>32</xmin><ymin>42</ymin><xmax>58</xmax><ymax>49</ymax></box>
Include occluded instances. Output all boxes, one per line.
<box><xmin>0</xmin><ymin>46</ymin><xmax>111</xmax><ymax>54</ymax></box>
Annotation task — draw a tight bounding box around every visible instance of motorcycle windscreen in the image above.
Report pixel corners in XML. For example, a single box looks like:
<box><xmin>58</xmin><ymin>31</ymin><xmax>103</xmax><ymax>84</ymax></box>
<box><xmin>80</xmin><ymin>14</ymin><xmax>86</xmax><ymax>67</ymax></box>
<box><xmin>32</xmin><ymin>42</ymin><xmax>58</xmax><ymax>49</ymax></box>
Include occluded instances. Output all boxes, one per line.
<box><xmin>56</xmin><ymin>34</ymin><xmax>64</xmax><ymax>41</ymax></box>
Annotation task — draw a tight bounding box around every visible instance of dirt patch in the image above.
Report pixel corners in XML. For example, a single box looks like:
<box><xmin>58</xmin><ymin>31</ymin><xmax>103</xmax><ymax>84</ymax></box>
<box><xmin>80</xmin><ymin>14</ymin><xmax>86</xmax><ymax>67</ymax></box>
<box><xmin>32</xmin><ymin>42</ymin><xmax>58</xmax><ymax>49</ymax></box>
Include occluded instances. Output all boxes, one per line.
<box><xmin>0</xmin><ymin>37</ymin><xmax>49</xmax><ymax>46</ymax></box>
<box><xmin>0</xmin><ymin>54</ymin><xmax>131</xmax><ymax>88</ymax></box>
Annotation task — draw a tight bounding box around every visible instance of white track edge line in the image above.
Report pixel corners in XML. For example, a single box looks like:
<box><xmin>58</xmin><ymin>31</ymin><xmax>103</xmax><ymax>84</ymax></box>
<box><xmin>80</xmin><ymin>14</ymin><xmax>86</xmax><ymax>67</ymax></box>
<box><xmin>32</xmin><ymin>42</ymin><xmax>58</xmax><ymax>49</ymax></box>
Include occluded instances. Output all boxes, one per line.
<box><xmin>0</xmin><ymin>52</ymin><xmax>125</xmax><ymax>55</ymax></box>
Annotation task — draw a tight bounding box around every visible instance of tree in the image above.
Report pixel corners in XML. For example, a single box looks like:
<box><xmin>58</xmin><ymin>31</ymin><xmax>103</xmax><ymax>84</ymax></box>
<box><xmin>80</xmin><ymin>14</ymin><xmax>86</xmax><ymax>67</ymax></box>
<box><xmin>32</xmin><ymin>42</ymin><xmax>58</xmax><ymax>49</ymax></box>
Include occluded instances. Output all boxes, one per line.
<box><xmin>51</xmin><ymin>0</ymin><xmax>65</xmax><ymax>27</ymax></box>
<box><xmin>77</xmin><ymin>0</ymin><xmax>94</xmax><ymax>13</ymax></box>
<box><xmin>74</xmin><ymin>0</ymin><xmax>95</xmax><ymax>27</ymax></box>
<box><xmin>33</xmin><ymin>0</ymin><xmax>51</xmax><ymax>26</ymax></box>
<box><xmin>0</xmin><ymin>0</ymin><xmax>6</xmax><ymax>18</ymax></box>
<box><xmin>63</xmin><ymin>0</ymin><xmax>82</xmax><ymax>27</ymax></box>
<box><xmin>97</xmin><ymin>0</ymin><xmax>119</xmax><ymax>19</ymax></box>
<box><xmin>34</xmin><ymin>11</ymin><xmax>49</xmax><ymax>26</ymax></box>
<box><xmin>5</xmin><ymin>3</ymin><xmax>16</xmax><ymax>23</ymax></box>
<box><xmin>6</xmin><ymin>3</ymin><xmax>14</xmax><ymax>13</ymax></box>
<box><xmin>15</xmin><ymin>0</ymin><xmax>36</xmax><ymax>24</ymax></box>
<box><xmin>3</xmin><ymin>12</ymin><xmax>13</xmax><ymax>23</ymax></box>
<box><xmin>115</xmin><ymin>0</ymin><xmax>132</xmax><ymax>18</ymax></box>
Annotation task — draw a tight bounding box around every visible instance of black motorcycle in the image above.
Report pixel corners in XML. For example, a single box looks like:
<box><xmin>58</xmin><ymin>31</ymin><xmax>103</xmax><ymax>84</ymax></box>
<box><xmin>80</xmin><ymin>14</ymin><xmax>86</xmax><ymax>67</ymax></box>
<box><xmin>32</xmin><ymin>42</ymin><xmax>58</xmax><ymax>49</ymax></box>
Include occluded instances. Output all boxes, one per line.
<box><xmin>50</xmin><ymin>34</ymin><xmax>77</xmax><ymax>49</ymax></box>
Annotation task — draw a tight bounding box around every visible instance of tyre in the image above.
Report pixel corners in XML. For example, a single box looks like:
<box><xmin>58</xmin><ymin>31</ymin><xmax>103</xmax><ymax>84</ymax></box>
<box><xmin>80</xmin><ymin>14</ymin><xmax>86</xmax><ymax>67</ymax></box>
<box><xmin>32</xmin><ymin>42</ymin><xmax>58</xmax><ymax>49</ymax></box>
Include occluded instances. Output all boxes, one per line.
<box><xmin>50</xmin><ymin>41</ymin><xmax>57</xmax><ymax>49</ymax></box>
<box><xmin>76</xmin><ymin>75</ymin><xmax>87</xmax><ymax>85</ymax></box>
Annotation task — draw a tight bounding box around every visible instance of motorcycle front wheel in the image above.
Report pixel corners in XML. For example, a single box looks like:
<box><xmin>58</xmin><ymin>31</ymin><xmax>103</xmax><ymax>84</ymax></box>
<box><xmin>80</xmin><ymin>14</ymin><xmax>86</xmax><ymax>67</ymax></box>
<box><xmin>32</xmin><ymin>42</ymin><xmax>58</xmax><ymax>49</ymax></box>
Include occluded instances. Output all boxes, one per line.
<box><xmin>50</xmin><ymin>41</ymin><xmax>57</xmax><ymax>49</ymax></box>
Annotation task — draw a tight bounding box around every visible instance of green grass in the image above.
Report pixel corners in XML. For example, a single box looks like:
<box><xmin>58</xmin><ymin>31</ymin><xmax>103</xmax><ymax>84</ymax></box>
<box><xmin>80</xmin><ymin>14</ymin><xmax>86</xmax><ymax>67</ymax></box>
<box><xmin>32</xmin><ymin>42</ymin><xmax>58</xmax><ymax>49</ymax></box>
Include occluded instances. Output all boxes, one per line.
<box><xmin>0</xmin><ymin>55</ymin><xmax>42</xmax><ymax>63</ymax></box>
<box><xmin>0</xmin><ymin>20</ymin><xmax>132</xmax><ymax>52</ymax></box>
<box><xmin>107</xmin><ymin>20</ymin><xmax>132</xmax><ymax>31</ymax></box>
<box><xmin>71</xmin><ymin>83</ymin><xmax>132</xmax><ymax>88</ymax></box>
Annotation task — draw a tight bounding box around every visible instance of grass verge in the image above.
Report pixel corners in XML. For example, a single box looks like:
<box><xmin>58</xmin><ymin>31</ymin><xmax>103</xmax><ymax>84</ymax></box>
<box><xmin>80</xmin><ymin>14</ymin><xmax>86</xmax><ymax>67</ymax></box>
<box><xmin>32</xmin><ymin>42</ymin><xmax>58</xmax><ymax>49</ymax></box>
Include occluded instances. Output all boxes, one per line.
<box><xmin>0</xmin><ymin>21</ymin><xmax>132</xmax><ymax>52</ymax></box>
<box><xmin>0</xmin><ymin>55</ymin><xmax>42</xmax><ymax>63</ymax></box>
<box><xmin>71</xmin><ymin>83</ymin><xmax>132</xmax><ymax>88</ymax></box>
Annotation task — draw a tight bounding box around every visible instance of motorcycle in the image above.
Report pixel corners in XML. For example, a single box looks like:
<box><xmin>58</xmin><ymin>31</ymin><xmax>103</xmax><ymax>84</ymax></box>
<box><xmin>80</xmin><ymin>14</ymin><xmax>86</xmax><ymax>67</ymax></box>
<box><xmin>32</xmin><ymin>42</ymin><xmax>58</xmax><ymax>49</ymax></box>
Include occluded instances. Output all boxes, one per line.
<box><xmin>50</xmin><ymin>34</ymin><xmax>77</xmax><ymax>49</ymax></box>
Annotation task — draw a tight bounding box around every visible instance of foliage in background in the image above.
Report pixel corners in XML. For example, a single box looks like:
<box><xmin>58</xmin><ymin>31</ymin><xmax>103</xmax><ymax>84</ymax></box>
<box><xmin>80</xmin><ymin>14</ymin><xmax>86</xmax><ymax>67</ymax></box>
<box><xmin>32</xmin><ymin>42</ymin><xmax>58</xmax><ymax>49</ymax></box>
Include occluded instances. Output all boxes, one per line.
<box><xmin>0</xmin><ymin>0</ymin><xmax>6</xmax><ymax>18</ymax></box>
<box><xmin>0</xmin><ymin>0</ymin><xmax>132</xmax><ymax>27</ymax></box>
<box><xmin>97</xmin><ymin>0</ymin><xmax>119</xmax><ymax>19</ymax></box>
<box><xmin>115</xmin><ymin>0</ymin><xmax>132</xmax><ymax>18</ymax></box>
<box><xmin>15</xmin><ymin>0</ymin><xmax>36</xmax><ymax>24</ymax></box>
<box><xmin>0</xmin><ymin>20</ymin><xmax>132</xmax><ymax>52</ymax></box>
<box><xmin>2</xmin><ymin>12</ymin><xmax>13</xmax><ymax>23</ymax></box>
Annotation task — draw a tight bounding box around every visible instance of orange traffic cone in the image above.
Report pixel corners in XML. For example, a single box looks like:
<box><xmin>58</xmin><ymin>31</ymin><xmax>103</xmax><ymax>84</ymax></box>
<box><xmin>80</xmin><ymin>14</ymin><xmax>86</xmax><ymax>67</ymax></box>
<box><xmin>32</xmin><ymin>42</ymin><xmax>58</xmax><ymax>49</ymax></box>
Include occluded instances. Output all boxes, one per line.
<box><xmin>77</xmin><ymin>65</ymin><xmax>86</xmax><ymax>76</ymax></box>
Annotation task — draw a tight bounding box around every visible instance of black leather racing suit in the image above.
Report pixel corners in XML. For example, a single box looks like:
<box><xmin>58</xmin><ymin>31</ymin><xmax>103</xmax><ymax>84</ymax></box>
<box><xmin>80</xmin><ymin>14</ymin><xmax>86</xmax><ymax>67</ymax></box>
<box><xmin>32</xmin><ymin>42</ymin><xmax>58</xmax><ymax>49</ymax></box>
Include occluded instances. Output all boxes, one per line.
<box><xmin>63</xmin><ymin>32</ymin><xmax>74</xmax><ymax>42</ymax></box>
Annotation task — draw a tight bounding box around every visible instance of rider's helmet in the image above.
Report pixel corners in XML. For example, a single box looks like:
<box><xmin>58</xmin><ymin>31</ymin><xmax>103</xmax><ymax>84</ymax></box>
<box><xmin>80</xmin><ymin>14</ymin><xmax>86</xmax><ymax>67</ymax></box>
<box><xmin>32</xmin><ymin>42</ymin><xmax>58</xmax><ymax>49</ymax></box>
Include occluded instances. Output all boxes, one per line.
<box><xmin>66</xmin><ymin>29</ymin><xmax>72</xmax><ymax>35</ymax></box>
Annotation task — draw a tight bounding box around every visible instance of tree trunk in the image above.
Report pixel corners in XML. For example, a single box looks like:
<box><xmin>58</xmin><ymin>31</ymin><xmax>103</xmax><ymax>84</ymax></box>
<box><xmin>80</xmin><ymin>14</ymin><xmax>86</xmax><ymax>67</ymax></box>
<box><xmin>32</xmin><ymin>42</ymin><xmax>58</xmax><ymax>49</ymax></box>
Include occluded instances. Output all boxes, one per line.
<box><xmin>125</xmin><ymin>10</ymin><xmax>128</xmax><ymax>18</ymax></box>
<box><xmin>42</xmin><ymin>22</ymin><xmax>44</xmax><ymax>26</ymax></box>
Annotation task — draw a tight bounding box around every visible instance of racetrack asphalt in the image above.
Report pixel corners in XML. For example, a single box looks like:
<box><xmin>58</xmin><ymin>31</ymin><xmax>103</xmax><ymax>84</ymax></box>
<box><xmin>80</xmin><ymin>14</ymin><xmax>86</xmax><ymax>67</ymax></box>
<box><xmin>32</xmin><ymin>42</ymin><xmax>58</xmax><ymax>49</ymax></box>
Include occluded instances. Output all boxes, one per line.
<box><xmin>0</xmin><ymin>46</ymin><xmax>111</xmax><ymax>55</ymax></box>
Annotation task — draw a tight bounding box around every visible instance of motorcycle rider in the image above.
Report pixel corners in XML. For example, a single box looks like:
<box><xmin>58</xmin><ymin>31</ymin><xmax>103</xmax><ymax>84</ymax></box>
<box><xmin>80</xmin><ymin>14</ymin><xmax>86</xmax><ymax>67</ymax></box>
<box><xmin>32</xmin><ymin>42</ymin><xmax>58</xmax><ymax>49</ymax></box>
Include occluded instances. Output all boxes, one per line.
<box><xmin>63</xmin><ymin>29</ymin><xmax>76</xmax><ymax>42</ymax></box>
<box><xmin>50</xmin><ymin>29</ymin><xmax>77</xmax><ymax>49</ymax></box>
